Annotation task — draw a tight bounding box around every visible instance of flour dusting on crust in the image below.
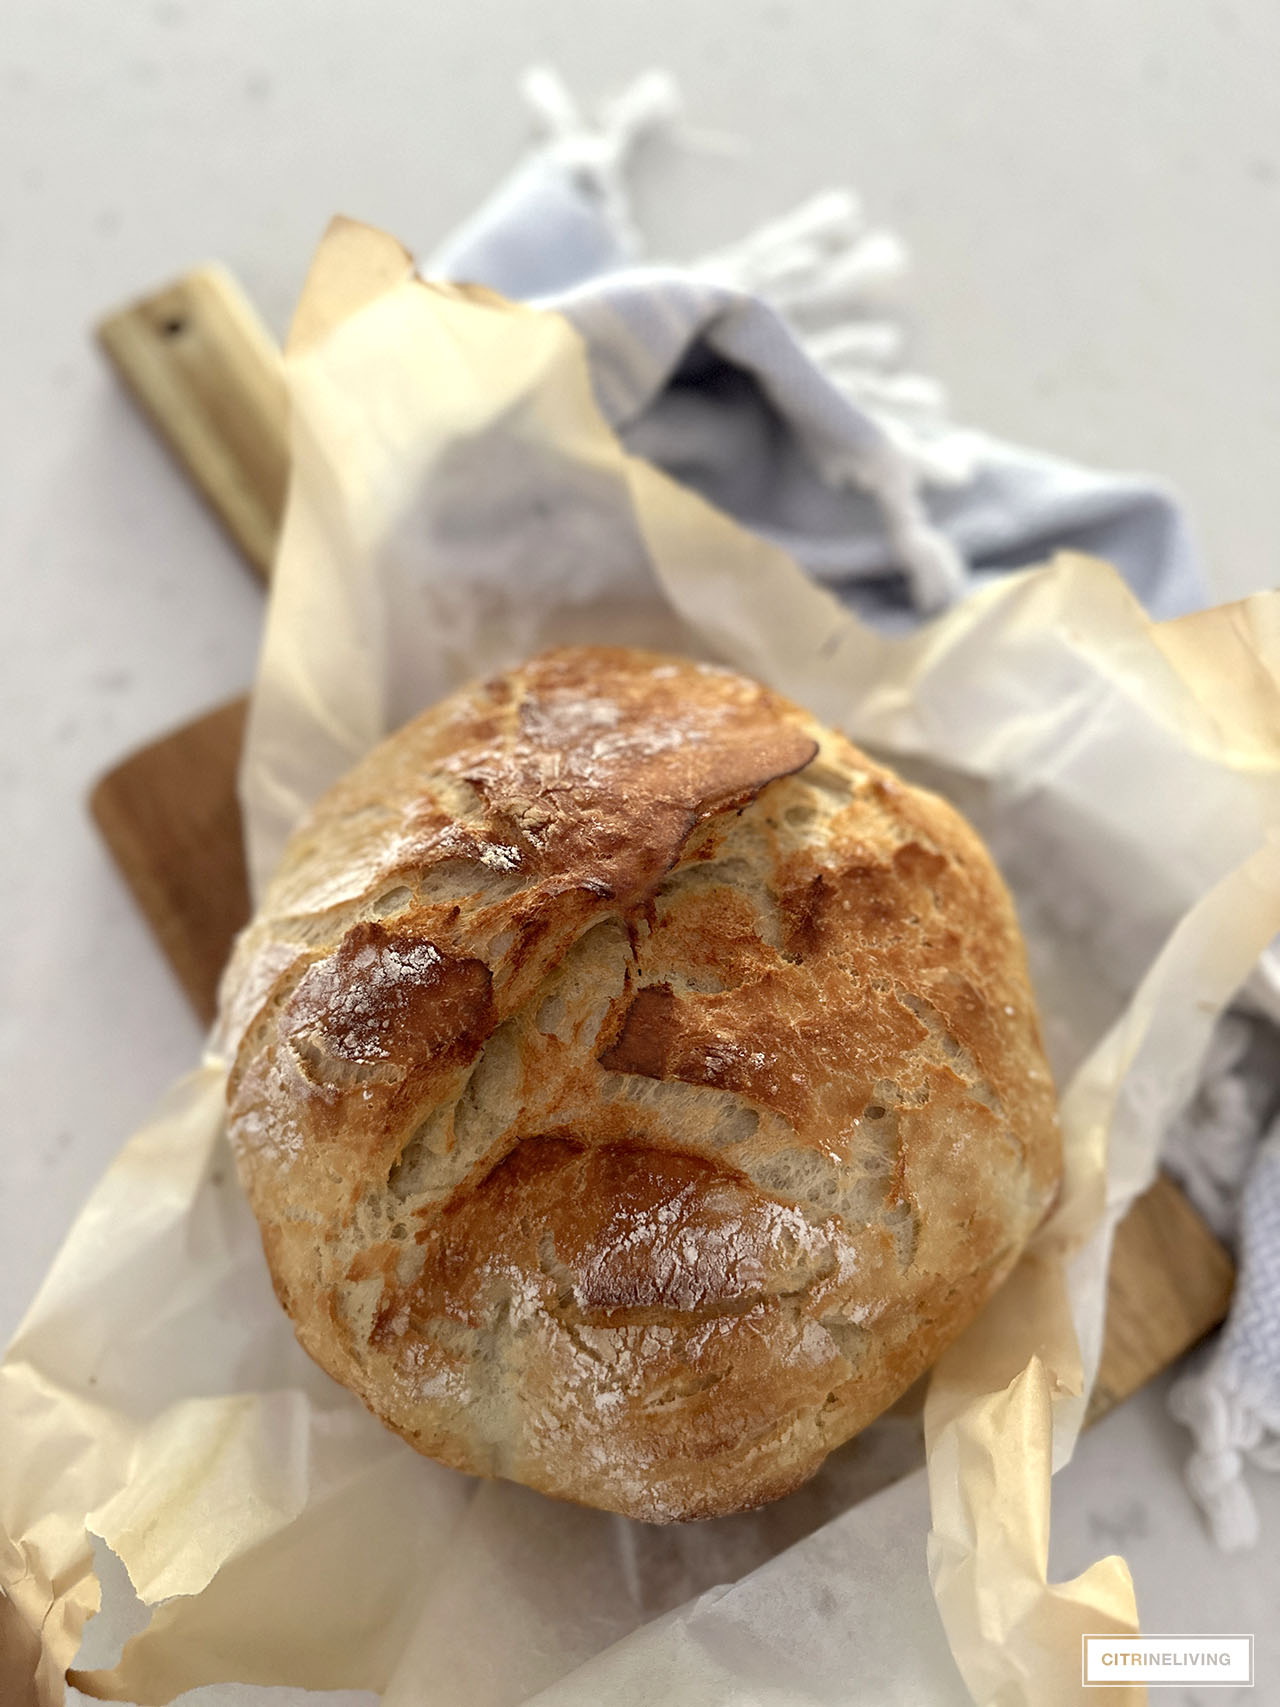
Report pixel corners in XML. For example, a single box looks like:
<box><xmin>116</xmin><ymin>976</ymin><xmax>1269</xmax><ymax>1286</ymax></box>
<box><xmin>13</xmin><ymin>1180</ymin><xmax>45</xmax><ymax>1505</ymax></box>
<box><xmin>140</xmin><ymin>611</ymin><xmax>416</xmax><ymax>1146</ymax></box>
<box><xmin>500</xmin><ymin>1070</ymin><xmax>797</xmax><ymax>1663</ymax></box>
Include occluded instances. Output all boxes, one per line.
<box><xmin>222</xmin><ymin>647</ymin><xmax>1060</xmax><ymax>1522</ymax></box>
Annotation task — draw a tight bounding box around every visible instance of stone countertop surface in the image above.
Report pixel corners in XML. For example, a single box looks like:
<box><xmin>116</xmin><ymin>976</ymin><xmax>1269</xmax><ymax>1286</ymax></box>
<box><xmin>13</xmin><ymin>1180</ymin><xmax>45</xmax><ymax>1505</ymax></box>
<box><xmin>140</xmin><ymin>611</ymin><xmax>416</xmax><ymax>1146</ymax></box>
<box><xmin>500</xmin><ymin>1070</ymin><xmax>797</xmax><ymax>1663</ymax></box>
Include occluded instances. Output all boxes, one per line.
<box><xmin>4</xmin><ymin>3</ymin><xmax>1278</xmax><ymax>1702</ymax></box>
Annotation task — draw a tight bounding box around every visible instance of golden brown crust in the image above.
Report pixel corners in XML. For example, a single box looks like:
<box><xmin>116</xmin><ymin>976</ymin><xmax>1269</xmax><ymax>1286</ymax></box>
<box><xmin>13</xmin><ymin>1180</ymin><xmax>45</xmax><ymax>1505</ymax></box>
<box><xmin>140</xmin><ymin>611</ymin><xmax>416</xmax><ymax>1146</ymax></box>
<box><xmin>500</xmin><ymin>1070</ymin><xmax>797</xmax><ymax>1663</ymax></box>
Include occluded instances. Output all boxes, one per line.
<box><xmin>220</xmin><ymin>646</ymin><xmax>1060</xmax><ymax>1522</ymax></box>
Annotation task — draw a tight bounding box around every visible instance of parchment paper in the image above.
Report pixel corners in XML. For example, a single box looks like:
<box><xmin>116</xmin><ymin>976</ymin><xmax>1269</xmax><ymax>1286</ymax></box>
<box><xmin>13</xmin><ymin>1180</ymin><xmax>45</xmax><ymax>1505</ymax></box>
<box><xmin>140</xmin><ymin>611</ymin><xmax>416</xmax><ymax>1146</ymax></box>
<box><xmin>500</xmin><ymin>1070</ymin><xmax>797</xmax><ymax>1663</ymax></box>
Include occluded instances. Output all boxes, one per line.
<box><xmin>4</xmin><ymin>217</ymin><xmax>1280</xmax><ymax>1707</ymax></box>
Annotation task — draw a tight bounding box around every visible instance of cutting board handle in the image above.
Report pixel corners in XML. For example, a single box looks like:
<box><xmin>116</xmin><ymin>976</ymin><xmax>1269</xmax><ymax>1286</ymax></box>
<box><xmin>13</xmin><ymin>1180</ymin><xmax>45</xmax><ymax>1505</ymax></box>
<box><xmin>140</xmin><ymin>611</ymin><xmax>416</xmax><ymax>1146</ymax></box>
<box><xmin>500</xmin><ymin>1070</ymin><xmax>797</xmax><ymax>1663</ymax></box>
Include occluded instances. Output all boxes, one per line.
<box><xmin>96</xmin><ymin>265</ymin><xmax>287</xmax><ymax>580</ymax></box>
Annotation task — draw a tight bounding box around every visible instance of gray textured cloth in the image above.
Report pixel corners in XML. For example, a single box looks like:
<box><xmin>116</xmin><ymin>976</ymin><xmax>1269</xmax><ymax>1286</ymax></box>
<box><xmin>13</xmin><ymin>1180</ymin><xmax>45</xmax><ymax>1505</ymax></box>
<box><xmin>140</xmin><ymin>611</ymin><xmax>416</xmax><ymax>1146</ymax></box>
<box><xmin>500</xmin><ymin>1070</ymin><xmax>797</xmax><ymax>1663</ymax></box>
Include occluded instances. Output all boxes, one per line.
<box><xmin>1167</xmin><ymin>969</ymin><xmax>1280</xmax><ymax>1547</ymax></box>
<box><xmin>430</xmin><ymin>77</ymin><xmax>1204</xmax><ymax>623</ymax></box>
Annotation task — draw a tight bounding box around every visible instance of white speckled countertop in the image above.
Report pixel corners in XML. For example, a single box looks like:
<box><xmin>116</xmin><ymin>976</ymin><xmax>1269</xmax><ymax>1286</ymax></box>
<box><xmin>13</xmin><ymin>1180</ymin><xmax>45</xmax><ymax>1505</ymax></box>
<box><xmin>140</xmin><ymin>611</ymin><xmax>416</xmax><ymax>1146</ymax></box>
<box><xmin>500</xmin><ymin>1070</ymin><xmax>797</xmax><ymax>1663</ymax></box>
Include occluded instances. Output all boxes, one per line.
<box><xmin>3</xmin><ymin>4</ymin><xmax>1278</xmax><ymax>1702</ymax></box>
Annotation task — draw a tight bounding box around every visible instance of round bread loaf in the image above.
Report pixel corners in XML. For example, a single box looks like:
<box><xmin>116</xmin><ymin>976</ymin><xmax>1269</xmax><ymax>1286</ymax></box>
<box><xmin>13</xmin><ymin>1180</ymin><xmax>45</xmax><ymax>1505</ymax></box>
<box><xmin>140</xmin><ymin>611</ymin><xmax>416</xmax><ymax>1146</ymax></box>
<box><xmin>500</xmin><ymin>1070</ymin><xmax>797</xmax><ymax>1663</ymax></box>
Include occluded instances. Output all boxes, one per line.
<box><xmin>219</xmin><ymin>646</ymin><xmax>1060</xmax><ymax>1522</ymax></box>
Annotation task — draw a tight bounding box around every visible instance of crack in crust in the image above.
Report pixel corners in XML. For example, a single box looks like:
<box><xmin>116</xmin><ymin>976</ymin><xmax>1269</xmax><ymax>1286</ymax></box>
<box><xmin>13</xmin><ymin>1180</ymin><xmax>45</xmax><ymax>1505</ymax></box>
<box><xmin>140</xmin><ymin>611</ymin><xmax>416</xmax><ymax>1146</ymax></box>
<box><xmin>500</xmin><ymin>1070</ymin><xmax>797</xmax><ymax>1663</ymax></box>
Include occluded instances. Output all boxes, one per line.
<box><xmin>222</xmin><ymin>646</ymin><xmax>1061</xmax><ymax>1522</ymax></box>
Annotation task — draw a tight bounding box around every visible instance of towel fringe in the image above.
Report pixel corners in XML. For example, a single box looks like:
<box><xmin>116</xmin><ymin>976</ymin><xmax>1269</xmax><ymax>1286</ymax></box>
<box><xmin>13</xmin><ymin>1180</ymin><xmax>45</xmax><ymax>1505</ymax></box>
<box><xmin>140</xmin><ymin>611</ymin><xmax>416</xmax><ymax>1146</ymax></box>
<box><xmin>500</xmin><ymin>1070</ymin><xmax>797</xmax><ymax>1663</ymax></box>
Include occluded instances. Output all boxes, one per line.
<box><xmin>520</xmin><ymin>66</ymin><xmax>680</xmax><ymax>260</ymax></box>
<box><xmin>520</xmin><ymin>67</ymin><xmax>974</xmax><ymax>614</ymax></box>
<box><xmin>817</xmin><ymin>439</ymin><xmax>969</xmax><ymax>614</ymax></box>
<box><xmin>1168</xmin><ymin>1361</ymin><xmax>1280</xmax><ymax>1551</ymax></box>
<box><xmin>690</xmin><ymin>189</ymin><xmax>974</xmax><ymax>612</ymax></box>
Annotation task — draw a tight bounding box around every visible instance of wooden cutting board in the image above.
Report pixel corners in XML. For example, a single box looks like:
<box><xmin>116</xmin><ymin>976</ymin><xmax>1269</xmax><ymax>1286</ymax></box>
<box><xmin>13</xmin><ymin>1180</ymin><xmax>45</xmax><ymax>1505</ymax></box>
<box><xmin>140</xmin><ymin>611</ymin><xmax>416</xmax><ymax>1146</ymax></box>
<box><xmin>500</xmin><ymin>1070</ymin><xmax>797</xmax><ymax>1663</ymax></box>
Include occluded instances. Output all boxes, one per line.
<box><xmin>90</xmin><ymin>267</ymin><xmax>1236</xmax><ymax>1433</ymax></box>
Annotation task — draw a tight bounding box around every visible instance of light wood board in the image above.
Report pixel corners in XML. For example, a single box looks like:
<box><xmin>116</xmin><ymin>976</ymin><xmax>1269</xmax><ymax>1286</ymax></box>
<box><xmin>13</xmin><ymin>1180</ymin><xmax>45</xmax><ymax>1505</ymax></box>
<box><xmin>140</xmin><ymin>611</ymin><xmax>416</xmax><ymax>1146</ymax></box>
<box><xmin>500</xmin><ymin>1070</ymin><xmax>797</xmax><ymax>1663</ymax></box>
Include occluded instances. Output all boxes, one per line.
<box><xmin>96</xmin><ymin>266</ymin><xmax>286</xmax><ymax>580</ymax></box>
<box><xmin>90</xmin><ymin>698</ymin><xmax>249</xmax><ymax>1026</ymax></box>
